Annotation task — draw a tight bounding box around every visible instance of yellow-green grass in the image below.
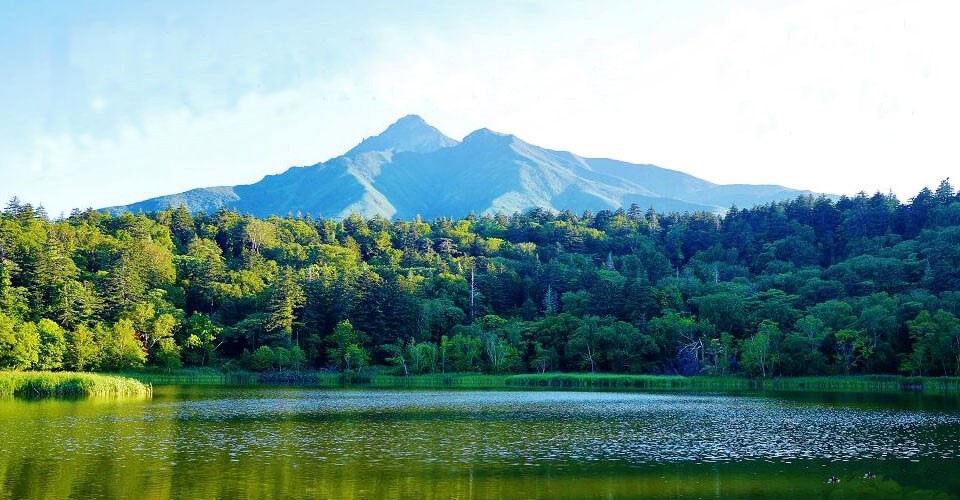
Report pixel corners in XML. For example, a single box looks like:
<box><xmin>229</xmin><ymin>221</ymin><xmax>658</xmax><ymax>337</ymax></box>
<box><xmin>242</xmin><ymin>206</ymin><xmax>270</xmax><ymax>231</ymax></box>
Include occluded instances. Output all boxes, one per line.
<box><xmin>105</xmin><ymin>368</ymin><xmax>960</xmax><ymax>395</ymax></box>
<box><xmin>760</xmin><ymin>375</ymin><xmax>960</xmax><ymax>393</ymax></box>
<box><xmin>367</xmin><ymin>373</ymin><xmax>511</xmax><ymax>389</ymax></box>
<box><xmin>0</xmin><ymin>371</ymin><xmax>152</xmax><ymax>399</ymax></box>
<box><xmin>503</xmin><ymin>373</ymin><xmax>751</xmax><ymax>391</ymax></box>
<box><xmin>505</xmin><ymin>373</ymin><xmax>960</xmax><ymax>393</ymax></box>
<box><xmin>118</xmin><ymin>368</ymin><xmax>255</xmax><ymax>386</ymax></box>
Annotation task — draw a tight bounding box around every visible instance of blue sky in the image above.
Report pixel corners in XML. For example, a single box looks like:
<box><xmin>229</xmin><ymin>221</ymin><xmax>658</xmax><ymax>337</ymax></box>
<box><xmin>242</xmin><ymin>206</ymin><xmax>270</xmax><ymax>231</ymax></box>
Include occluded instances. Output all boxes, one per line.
<box><xmin>2</xmin><ymin>0</ymin><xmax>958</xmax><ymax>216</ymax></box>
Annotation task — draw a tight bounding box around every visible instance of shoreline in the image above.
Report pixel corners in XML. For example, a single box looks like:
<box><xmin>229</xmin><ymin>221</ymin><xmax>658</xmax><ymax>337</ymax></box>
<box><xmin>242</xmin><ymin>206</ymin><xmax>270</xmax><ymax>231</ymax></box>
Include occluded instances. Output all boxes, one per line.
<box><xmin>117</xmin><ymin>369</ymin><xmax>960</xmax><ymax>395</ymax></box>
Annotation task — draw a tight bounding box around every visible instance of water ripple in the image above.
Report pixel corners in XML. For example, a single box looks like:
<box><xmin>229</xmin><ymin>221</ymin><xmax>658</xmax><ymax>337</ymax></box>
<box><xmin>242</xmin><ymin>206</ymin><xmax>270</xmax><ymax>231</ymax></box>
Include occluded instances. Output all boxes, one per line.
<box><xmin>5</xmin><ymin>390</ymin><xmax>960</xmax><ymax>469</ymax></box>
<box><xmin>123</xmin><ymin>390</ymin><xmax>960</xmax><ymax>466</ymax></box>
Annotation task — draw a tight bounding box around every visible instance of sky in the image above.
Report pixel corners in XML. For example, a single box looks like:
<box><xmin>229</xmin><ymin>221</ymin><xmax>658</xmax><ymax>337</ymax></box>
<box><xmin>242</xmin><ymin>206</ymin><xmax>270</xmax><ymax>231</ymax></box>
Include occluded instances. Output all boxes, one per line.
<box><xmin>1</xmin><ymin>0</ymin><xmax>958</xmax><ymax>217</ymax></box>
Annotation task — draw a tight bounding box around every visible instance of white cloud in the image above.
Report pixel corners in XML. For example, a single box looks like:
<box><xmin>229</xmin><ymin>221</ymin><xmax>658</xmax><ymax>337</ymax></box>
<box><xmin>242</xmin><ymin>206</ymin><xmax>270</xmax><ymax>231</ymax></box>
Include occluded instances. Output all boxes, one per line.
<box><xmin>3</xmin><ymin>0</ymin><xmax>958</xmax><ymax>215</ymax></box>
<box><xmin>0</xmin><ymin>76</ymin><xmax>406</xmax><ymax>214</ymax></box>
<box><xmin>357</xmin><ymin>0</ymin><xmax>960</xmax><ymax>200</ymax></box>
<box><xmin>90</xmin><ymin>98</ymin><xmax>107</xmax><ymax>113</ymax></box>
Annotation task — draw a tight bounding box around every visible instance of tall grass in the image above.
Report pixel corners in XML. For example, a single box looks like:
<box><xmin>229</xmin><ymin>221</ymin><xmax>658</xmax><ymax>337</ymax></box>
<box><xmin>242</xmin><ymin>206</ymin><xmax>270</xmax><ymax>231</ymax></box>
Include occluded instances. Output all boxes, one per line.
<box><xmin>102</xmin><ymin>367</ymin><xmax>960</xmax><ymax>395</ymax></box>
<box><xmin>916</xmin><ymin>376</ymin><xmax>960</xmax><ymax>393</ymax></box>
<box><xmin>761</xmin><ymin>375</ymin><xmax>960</xmax><ymax>393</ymax></box>
<box><xmin>0</xmin><ymin>371</ymin><xmax>152</xmax><ymax>399</ymax></box>
<box><xmin>503</xmin><ymin>373</ymin><xmax>752</xmax><ymax>391</ymax></box>
<box><xmin>505</xmin><ymin>373</ymin><xmax>960</xmax><ymax>393</ymax></box>
<box><xmin>367</xmin><ymin>373</ymin><xmax>511</xmax><ymax>389</ymax></box>
<box><xmin>119</xmin><ymin>368</ymin><xmax>255</xmax><ymax>386</ymax></box>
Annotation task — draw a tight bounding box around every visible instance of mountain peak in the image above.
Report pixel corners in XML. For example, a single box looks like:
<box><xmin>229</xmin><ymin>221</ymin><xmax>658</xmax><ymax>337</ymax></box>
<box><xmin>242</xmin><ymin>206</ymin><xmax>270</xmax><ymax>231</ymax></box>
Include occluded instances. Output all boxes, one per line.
<box><xmin>108</xmin><ymin>116</ymin><xmax>823</xmax><ymax>219</ymax></box>
<box><xmin>394</xmin><ymin>114</ymin><xmax>429</xmax><ymax>126</ymax></box>
<box><xmin>345</xmin><ymin>114</ymin><xmax>458</xmax><ymax>156</ymax></box>
<box><xmin>462</xmin><ymin>127</ymin><xmax>517</xmax><ymax>146</ymax></box>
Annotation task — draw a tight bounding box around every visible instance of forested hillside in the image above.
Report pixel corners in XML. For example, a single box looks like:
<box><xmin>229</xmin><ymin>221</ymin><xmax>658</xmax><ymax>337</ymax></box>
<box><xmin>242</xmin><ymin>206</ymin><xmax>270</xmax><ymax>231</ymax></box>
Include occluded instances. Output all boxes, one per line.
<box><xmin>2</xmin><ymin>180</ymin><xmax>959</xmax><ymax>377</ymax></box>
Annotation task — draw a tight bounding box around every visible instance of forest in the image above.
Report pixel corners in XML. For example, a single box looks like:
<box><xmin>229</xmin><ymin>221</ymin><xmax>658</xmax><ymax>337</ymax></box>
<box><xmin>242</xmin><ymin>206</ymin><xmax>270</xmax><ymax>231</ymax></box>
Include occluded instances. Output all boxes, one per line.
<box><xmin>1</xmin><ymin>180</ymin><xmax>959</xmax><ymax>379</ymax></box>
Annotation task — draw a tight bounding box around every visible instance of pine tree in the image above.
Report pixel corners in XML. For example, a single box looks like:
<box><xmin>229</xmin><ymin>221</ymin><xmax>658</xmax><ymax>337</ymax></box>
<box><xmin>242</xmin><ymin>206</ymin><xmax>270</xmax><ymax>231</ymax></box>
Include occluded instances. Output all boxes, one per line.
<box><xmin>264</xmin><ymin>267</ymin><xmax>305</xmax><ymax>346</ymax></box>
<box><xmin>543</xmin><ymin>285</ymin><xmax>559</xmax><ymax>316</ymax></box>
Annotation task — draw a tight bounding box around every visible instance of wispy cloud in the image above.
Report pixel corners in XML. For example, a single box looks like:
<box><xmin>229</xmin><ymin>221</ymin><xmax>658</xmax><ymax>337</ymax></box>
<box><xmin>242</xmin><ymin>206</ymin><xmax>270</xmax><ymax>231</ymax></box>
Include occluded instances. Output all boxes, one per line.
<box><xmin>2</xmin><ymin>1</ymin><xmax>958</xmax><ymax>214</ymax></box>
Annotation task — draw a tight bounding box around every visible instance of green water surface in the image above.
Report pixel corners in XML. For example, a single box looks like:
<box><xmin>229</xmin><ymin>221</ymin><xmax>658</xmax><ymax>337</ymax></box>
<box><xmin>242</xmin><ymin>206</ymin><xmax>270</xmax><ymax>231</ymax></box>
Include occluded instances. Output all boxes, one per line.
<box><xmin>2</xmin><ymin>387</ymin><xmax>960</xmax><ymax>499</ymax></box>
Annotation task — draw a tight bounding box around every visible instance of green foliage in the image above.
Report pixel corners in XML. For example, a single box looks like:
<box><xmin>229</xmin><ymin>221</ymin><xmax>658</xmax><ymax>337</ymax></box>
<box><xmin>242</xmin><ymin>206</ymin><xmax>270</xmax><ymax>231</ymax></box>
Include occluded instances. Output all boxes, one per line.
<box><xmin>0</xmin><ymin>182</ymin><xmax>958</xmax><ymax>378</ymax></box>
<box><xmin>263</xmin><ymin>266</ymin><xmax>305</xmax><ymax>344</ymax></box>
<box><xmin>182</xmin><ymin>312</ymin><xmax>223</xmax><ymax>366</ymax></box>
<box><xmin>97</xmin><ymin>320</ymin><xmax>147</xmax><ymax>371</ymax></box>
<box><xmin>155</xmin><ymin>338</ymin><xmax>182</xmax><ymax>371</ymax></box>
<box><xmin>287</xmin><ymin>345</ymin><xmax>307</xmax><ymax>371</ymax></box>
<box><xmin>35</xmin><ymin>318</ymin><xmax>66</xmax><ymax>371</ymax></box>
<box><xmin>247</xmin><ymin>344</ymin><xmax>308</xmax><ymax>372</ymax></box>
<box><xmin>0</xmin><ymin>313</ymin><xmax>39</xmax><ymax>370</ymax></box>
<box><xmin>65</xmin><ymin>325</ymin><xmax>98</xmax><ymax>371</ymax></box>
<box><xmin>741</xmin><ymin>322</ymin><xmax>773</xmax><ymax>377</ymax></box>
<box><xmin>250</xmin><ymin>346</ymin><xmax>276</xmax><ymax>372</ymax></box>
<box><xmin>903</xmin><ymin>309</ymin><xmax>960</xmax><ymax>376</ymax></box>
<box><xmin>326</xmin><ymin>320</ymin><xmax>368</xmax><ymax>371</ymax></box>
<box><xmin>343</xmin><ymin>344</ymin><xmax>370</xmax><ymax>372</ymax></box>
<box><xmin>834</xmin><ymin>328</ymin><xmax>872</xmax><ymax>374</ymax></box>
<box><xmin>447</xmin><ymin>332</ymin><xmax>483</xmax><ymax>372</ymax></box>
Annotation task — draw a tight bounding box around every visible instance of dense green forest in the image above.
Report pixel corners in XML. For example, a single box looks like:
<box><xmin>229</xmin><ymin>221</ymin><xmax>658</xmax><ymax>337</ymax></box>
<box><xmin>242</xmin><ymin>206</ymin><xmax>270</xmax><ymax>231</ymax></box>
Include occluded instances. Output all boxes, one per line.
<box><xmin>1</xmin><ymin>180</ymin><xmax>959</xmax><ymax>378</ymax></box>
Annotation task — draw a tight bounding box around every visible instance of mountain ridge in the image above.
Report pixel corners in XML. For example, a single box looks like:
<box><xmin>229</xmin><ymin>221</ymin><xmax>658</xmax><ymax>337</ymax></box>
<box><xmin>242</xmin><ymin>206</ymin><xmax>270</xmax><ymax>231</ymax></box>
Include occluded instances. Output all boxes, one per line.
<box><xmin>106</xmin><ymin>115</ymin><xmax>827</xmax><ymax>218</ymax></box>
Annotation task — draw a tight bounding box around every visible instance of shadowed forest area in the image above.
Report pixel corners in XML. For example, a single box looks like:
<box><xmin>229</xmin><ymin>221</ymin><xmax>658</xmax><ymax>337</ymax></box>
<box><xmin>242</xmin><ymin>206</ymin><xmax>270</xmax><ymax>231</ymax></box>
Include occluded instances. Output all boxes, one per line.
<box><xmin>1</xmin><ymin>180</ymin><xmax>959</xmax><ymax>379</ymax></box>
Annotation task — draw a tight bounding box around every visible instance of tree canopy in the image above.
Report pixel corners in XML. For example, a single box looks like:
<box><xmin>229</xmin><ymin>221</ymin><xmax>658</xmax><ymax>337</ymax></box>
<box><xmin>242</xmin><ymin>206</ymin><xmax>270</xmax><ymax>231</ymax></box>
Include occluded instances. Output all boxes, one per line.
<box><xmin>1</xmin><ymin>180</ymin><xmax>959</xmax><ymax>377</ymax></box>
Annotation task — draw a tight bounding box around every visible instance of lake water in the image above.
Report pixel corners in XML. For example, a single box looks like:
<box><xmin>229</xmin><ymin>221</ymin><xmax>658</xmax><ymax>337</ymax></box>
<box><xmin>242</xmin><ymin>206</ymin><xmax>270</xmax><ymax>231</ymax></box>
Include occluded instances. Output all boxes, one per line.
<box><xmin>2</xmin><ymin>387</ymin><xmax>960</xmax><ymax>499</ymax></box>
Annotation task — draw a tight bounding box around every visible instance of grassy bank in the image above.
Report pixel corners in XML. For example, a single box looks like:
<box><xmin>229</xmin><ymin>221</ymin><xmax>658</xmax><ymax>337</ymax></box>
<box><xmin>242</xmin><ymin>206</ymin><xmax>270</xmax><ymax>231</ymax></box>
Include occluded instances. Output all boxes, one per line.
<box><xmin>322</xmin><ymin>373</ymin><xmax>960</xmax><ymax>394</ymax></box>
<box><xmin>368</xmin><ymin>373</ymin><xmax>511</xmax><ymax>389</ymax></box>
<box><xmin>117</xmin><ymin>368</ymin><xmax>255</xmax><ymax>386</ymax></box>
<box><xmin>0</xmin><ymin>371</ymin><xmax>152</xmax><ymax>399</ymax></box>
<box><xmin>505</xmin><ymin>373</ymin><xmax>960</xmax><ymax>393</ymax></box>
<box><xmin>503</xmin><ymin>373</ymin><xmax>751</xmax><ymax>391</ymax></box>
<box><xmin>120</xmin><ymin>369</ymin><xmax>514</xmax><ymax>389</ymax></box>
<box><xmin>116</xmin><ymin>368</ymin><xmax>960</xmax><ymax>395</ymax></box>
<box><xmin>761</xmin><ymin>375</ymin><xmax>960</xmax><ymax>393</ymax></box>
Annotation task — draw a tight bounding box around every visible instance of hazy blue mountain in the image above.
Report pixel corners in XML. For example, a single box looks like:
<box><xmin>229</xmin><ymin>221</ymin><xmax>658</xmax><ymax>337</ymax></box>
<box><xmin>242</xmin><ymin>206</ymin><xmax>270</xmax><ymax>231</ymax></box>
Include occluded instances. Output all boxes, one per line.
<box><xmin>107</xmin><ymin>115</ymin><xmax>825</xmax><ymax>218</ymax></box>
<box><xmin>345</xmin><ymin>114</ymin><xmax>459</xmax><ymax>156</ymax></box>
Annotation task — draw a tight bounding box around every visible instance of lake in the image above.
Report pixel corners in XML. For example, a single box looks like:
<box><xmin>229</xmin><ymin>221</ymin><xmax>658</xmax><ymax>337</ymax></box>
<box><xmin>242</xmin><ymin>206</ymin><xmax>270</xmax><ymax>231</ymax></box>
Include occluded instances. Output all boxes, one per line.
<box><xmin>2</xmin><ymin>387</ymin><xmax>960</xmax><ymax>499</ymax></box>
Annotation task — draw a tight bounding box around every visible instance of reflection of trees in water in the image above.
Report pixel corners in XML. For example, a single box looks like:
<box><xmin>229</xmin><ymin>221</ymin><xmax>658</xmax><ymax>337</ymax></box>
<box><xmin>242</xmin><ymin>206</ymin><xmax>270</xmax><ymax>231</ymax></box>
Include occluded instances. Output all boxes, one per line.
<box><xmin>1</xmin><ymin>389</ymin><xmax>959</xmax><ymax>498</ymax></box>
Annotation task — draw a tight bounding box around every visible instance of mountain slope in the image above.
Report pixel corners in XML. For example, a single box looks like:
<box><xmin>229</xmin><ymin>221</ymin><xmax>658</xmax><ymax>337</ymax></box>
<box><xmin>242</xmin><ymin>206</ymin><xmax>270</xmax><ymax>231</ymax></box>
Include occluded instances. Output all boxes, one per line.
<box><xmin>107</xmin><ymin>115</ymin><xmax>824</xmax><ymax>218</ymax></box>
<box><xmin>345</xmin><ymin>114</ymin><xmax>459</xmax><ymax>156</ymax></box>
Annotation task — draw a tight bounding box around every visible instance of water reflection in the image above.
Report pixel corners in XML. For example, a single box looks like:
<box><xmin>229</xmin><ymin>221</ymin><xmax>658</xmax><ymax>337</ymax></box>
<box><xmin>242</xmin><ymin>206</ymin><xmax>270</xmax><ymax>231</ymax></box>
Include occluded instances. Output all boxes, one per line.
<box><xmin>1</xmin><ymin>388</ymin><xmax>959</xmax><ymax>498</ymax></box>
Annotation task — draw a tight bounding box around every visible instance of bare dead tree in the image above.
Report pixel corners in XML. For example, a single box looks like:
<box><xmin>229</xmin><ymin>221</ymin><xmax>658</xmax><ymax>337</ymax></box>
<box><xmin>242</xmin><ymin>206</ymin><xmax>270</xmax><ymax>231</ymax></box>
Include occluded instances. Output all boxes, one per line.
<box><xmin>580</xmin><ymin>343</ymin><xmax>596</xmax><ymax>373</ymax></box>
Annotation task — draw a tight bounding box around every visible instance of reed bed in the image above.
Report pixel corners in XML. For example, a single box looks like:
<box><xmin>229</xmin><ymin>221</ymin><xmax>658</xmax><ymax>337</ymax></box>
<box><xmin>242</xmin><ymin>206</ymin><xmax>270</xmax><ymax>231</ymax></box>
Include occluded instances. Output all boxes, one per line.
<box><xmin>110</xmin><ymin>368</ymin><xmax>960</xmax><ymax>395</ymax></box>
<box><xmin>367</xmin><ymin>373</ymin><xmax>510</xmax><ymax>389</ymax></box>
<box><xmin>503</xmin><ymin>373</ymin><xmax>751</xmax><ymax>391</ymax></box>
<box><xmin>120</xmin><ymin>368</ymin><xmax>253</xmax><ymax>386</ymax></box>
<box><xmin>761</xmin><ymin>375</ymin><xmax>960</xmax><ymax>393</ymax></box>
<box><xmin>0</xmin><ymin>371</ymin><xmax>152</xmax><ymax>399</ymax></box>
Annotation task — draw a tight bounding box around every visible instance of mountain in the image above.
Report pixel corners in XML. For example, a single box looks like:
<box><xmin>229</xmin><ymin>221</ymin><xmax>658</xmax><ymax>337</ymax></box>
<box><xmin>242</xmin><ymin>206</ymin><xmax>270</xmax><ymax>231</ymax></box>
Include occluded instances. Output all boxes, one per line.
<box><xmin>344</xmin><ymin>114</ymin><xmax>459</xmax><ymax>155</ymax></box>
<box><xmin>106</xmin><ymin>115</ymin><xmax>825</xmax><ymax>218</ymax></box>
